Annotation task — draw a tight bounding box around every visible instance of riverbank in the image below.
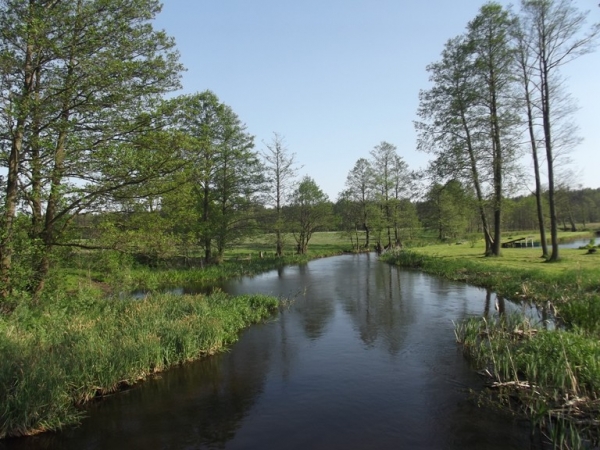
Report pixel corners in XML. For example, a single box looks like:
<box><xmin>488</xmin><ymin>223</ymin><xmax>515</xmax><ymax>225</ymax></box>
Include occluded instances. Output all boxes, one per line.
<box><xmin>381</xmin><ymin>245</ymin><xmax>600</xmax><ymax>447</ymax></box>
<box><xmin>1</xmin><ymin>243</ymin><xmax>349</xmax><ymax>440</ymax></box>
<box><xmin>0</xmin><ymin>291</ymin><xmax>278</xmax><ymax>439</ymax></box>
<box><xmin>65</xmin><ymin>246</ymin><xmax>348</xmax><ymax>296</ymax></box>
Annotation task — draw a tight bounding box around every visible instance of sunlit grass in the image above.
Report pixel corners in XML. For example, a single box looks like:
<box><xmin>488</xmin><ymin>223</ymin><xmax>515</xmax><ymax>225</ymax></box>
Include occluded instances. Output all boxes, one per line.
<box><xmin>0</xmin><ymin>290</ymin><xmax>278</xmax><ymax>438</ymax></box>
<box><xmin>229</xmin><ymin>231</ymin><xmax>350</xmax><ymax>257</ymax></box>
<box><xmin>456</xmin><ymin>316</ymin><xmax>600</xmax><ymax>447</ymax></box>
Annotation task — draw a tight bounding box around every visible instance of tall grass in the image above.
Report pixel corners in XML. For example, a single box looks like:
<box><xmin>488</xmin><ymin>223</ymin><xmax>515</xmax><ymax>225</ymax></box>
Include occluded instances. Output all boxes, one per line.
<box><xmin>456</xmin><ymin>316</ymin><xmax>600</xmax><ymax>448</ymax></box>
<box><xmin>0</xmin><ymin>290</ymin><xmax>278</xmax><ymax>438</ymax></box>
<box><xmin>124</xmin><ymin>254</ymin><xmax>316</xmax><ymax>291</ymax></box>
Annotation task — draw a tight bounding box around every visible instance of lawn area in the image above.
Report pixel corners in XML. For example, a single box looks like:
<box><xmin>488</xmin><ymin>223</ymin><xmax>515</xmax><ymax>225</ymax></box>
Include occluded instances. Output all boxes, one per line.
<box><xmin>414</xmin><ymin>236</ymin><xmax>598</xmax><ymax>274</ymax></box>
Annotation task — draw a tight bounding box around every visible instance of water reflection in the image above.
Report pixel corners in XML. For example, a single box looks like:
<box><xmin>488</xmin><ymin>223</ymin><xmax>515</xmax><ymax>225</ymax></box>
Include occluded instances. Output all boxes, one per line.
<box><xmin>2</xmin><ymin>254</ymin><xmax>541</xmax><ymax>450</ymax></box>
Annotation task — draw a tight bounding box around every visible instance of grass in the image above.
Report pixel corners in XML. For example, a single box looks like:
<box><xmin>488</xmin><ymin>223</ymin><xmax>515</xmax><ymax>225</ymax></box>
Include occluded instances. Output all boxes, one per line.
<box><xmin>5</xmin><ymin>229</ymin><xmax>596</xmax><ymax>441</ymax></box>
<box><xmin>64</xmin><ymin>232</ymin><xmax>352</xmax><ymax>293</ymax></box>
<box><xmin>226</xmin><ymin>231</ymin><xmax>351</xmax><ymax>259</ymax></box>
<box><xmin>0</xmin><ymin>289</ymin><xmax>278</xmax><ymax>438</ymax></box>
<box><xmin>383</xmin><ymin>232</ymin><xmax>600</xmax><ymax>448</ymax></box>
<box><xmin>0</xmin><ymin>231</ymin><xmax>351</xmax><ymax>439</ymax></box>
<box><xmin>455</xmin><ymin>316</ymin><xmax>600</xmax><ymax>448</ymax></box>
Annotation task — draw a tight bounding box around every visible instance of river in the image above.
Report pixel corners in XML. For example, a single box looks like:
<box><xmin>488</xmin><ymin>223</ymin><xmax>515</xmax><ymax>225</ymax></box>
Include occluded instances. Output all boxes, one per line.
<box><xmin>2</xmin><ymin>254</ymin><xmax>544</xmax><ymax>449</ymax></box>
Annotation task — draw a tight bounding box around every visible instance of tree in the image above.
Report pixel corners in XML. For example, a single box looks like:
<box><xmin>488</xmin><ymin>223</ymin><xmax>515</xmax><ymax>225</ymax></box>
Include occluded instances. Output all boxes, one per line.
<box><xmin>423</xmin><ymin>180</ymin><xmax>473</xmax><ymax>240</ymax></box>
<box><xmin>261</xmin><ymin>133</ymin><xmax>300</xmax><ymax>256</ymax></box>
<box><xmin>417</xmin><ymin>3</ymin><xmax>520</xmax><ymax>257</ymax></box>
<box><xmin>416</xmin><ymin>35</ymin><xmax>495</xmax><ymax>254</ymax></box>
<box><xmin>161</xmin><ymin>91</ymin><xmax>263</xmax><ymax>263</ymax></box>
<box><xmin>343</xmin><ymin>158</ymin><xmax>375</xmax><ymax>248</ymax></box>
<box><xmin>288</xmin><ymin>176</ymin><xmax>331</xmax><ymax>255</ymax></box>
<box><xmin>467</xmin><ymin>2</ymin><xmax>520</xmax><ymax>256</ymax></box>
<box><xmin>518</xmin><ymin>0</ymin><xmax>599</xmax><ymax>261</ymax></box>
<box><xmin>512</xmin><ymin>16</ymin><xmax>549</xmax><ymax>257</ymax></box>
<box><xmin>0</xmin><ymin>0</ymin><xmax>184</xmax><ymax>299</ymax></box>
<box><xmin>369</xmin><ymin>142</ymin><xmax>409</xmax><ymax>249</ymax></box>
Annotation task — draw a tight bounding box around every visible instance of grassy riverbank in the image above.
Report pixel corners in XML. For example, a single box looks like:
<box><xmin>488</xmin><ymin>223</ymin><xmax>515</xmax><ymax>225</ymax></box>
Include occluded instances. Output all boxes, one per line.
<box><xmin>0</xmin><ymin>290</ymin><xmax>278</xmax><ymax>438</ymax></box>
<box><xmin>1</xmin><ymin>233</ymin><xmax>349</xmax><ymax>439</ymax></box>
<box><xmin>382</xmin><ymin>240</ymin><xmax>600</xmax><ymax>447</ymax></box>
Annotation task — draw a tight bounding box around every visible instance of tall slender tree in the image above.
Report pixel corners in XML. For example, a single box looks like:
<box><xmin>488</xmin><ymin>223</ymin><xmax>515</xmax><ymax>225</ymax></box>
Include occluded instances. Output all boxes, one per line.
<box><xmin>467</xmin><ymin>2</ymin><xmax>520</xmax><ymax>256</ymax></box>
<box><xmin>370</xmin><ymin>141</ymin><xmax>404</xmax><ymax>248</ymax></box>
<box><xmin>416</xmin><ymin>35</ymin><xmax>495</xmax><ymax>254</ymax></box>
<box><xmin>417</xmin><ymin>3</ymin><xmax>520</xmax><ymax>256</ymax></box>
<box><xmin>518</xmin><ymin>0</ymin><xmax>599</xmax><ymax>261</ymax></box>
<box><xmin>512</xmin><ymin>16</ymin><xmax>549</xmax><ymax>257</ymax></box>
<box><xmin>344</xmin><ymin>158</ymin><xmax>375</xmax><ymax>248</ymax></box>
<box><xmin>261</xmin><ymin>133</ymin><xmax>300</xmax><ymax>256</ymax></box>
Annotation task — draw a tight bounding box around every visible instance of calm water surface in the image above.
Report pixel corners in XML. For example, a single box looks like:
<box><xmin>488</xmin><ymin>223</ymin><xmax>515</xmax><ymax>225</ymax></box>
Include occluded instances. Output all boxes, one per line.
<box><xmin>3</xmin><ymin>254</ymin><xmax>544</xmax><ymax>450</ymax></box>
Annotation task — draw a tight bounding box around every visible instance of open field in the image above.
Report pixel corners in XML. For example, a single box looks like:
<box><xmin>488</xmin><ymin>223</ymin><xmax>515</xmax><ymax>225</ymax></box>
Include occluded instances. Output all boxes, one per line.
<box><xmin>228</xmin><ymin>231</ymin><xmax>351</xmax><ymax>258</ymax></box>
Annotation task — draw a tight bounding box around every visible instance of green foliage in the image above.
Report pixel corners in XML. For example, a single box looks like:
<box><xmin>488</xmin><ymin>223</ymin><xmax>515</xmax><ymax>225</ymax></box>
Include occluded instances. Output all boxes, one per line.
<box><xmin>287</xmin><ymin>177</ymin><xmax>332</xmax><ymax>254</ymax></box>
<box><xmin>0</xmin><ymin>291</ymin><xmax>278</xmax><ymax>438</ymax></box>
<box><xmin>158</xmin><ymin>91</ymin><xmax>265</xmax><ymax>262</ymax></box>
<box><xmin>422</xmin><ymin>180</ymin><xmax>474</xmax><ymax>240</ymax></box>
<box><xmin>0</xmin><ymin>0</ymin><xmax>185</xmax><ymax>298</ymax></box>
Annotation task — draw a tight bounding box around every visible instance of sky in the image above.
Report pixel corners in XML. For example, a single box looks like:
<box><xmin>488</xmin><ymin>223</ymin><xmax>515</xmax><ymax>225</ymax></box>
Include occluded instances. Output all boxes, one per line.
<box><xmin>153</xmin><ymin>0</ymin><xmax>600</xmax><ymax>200</ymax></box>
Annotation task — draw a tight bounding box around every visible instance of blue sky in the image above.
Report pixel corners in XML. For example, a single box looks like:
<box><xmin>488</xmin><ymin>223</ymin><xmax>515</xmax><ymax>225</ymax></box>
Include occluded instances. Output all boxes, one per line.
<box><xmin>153</xmin><ymin>0</ymin><xmax>600</xmax><ymax>200</ymax></box>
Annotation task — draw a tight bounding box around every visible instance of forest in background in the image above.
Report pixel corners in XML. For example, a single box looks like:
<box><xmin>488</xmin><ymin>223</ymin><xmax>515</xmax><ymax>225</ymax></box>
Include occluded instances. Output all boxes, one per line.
<box><xmin>0</xmin><ymin>0</ymin><xmax>598</xmax><ymax>307</ymax></box>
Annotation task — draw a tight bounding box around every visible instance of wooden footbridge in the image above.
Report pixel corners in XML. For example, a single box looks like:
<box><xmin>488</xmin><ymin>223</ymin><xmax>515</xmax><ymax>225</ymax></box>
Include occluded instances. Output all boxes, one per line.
<box><xmin>501</xmin><ymin>236</ymin><xmax>537</xmax><ymax>248</ymax></box>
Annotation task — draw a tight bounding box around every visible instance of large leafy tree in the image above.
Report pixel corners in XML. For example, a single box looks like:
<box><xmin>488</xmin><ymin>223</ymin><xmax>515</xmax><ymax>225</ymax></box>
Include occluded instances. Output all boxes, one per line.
<box><xmin>416</xmin><ymin>35</ymin><xmax>495</xmax><ymax>254</ymax></box>
<box><xmin>417</xmin><ymin>3</ymin><xmax>520</xmax><ymax>256</ymax></box>
<box><xmin>0</xmin><ymin>0</ymin><xmax>183</xmax><ymax>299</ymax></box>
<box><xmin>160</xmin><ymin>91</ymin><xmax>264</xmax><ymax>263</ymax></box>
<box><xmin>467</xmin><ymin>2</ymin><xmax>520</xmax><ymax>256</ymax></box>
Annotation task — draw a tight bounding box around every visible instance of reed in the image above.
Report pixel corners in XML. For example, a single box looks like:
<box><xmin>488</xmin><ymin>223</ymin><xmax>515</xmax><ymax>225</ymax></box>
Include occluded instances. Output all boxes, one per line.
<box><xmin>0</xmin><ymin>290</ymin><xmax>278</xmax><ymax>438</ymax></box>
<box><xmin>456</xmin><ymin>315</ymin><xmax>600</xmax><ymax>447</ymax></box>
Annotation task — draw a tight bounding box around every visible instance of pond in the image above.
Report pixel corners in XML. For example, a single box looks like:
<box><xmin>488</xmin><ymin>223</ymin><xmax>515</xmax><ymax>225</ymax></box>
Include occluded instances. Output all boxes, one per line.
<box><xmin>559</xmin><ymin>237</ymin><xmax>596</xmax><ymax>249</ymax></box>
<box><xmin>2</xmin><ymin>254</ymin><xmax>545</xmax><ymax>450</ymax></box>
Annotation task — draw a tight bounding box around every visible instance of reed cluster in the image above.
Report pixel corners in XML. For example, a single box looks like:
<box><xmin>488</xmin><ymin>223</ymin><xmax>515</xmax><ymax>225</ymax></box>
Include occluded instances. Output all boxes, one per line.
<box><xmin>456</xmin><ymin>316</ymin><xmax>600</xmax><ymax>447</ymax></box>
<box><xmin>0</xmin><ymin>290</ymin><xmax>278</xmax><ymax>438</ymax></box>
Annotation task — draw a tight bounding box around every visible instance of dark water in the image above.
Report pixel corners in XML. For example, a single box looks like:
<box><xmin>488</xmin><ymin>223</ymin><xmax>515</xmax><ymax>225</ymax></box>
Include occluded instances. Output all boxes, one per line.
<box><xmin>2</xmin><ymin>254</ymin><xmax>544</xmax><ymax>450</ymax></box>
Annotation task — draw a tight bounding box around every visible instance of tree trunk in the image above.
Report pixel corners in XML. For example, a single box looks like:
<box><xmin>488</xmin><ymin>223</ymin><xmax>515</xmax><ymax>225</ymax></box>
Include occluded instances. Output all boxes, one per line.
<box><xmin>522</xmin><ymin>64</ymin><xmax>549</xmax><ymax>258</ymax></box>
<box><xmin>0</xmin><ymin>35</ymin><xmax>35</xmax><ymax>300</ymax></box>
<box><xmin>489</xmin><ymin>65</ymin><xmax>503</xmax><ymax>257</ymax></box>
<box><xmin>460</xmin><ymin>111</ymin><xmax>493</xmax><ymax>255</ymax></box>
<box><xmin>541</xmin><ymin>60</ymin><xmax>559</xmax><ymax>262</ymax></box>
